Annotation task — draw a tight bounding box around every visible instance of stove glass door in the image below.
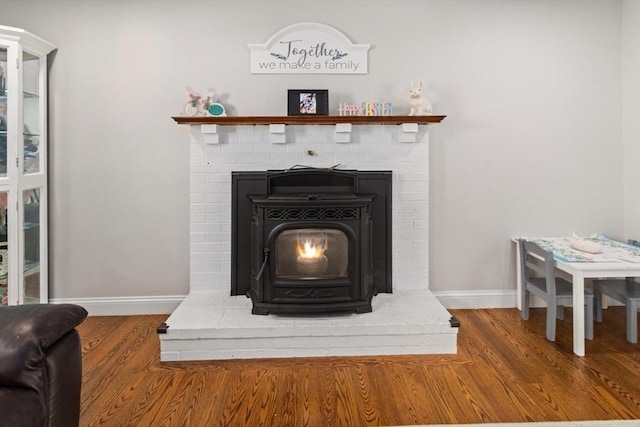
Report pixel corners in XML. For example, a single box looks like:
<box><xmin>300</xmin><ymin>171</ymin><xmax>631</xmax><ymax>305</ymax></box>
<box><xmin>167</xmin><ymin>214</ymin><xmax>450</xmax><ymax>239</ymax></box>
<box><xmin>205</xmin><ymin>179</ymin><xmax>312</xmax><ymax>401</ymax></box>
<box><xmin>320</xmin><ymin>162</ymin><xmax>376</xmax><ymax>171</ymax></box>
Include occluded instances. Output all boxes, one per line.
<box><xmin>275</xmin><ymin>228</ymin><xmax>348</xmax><ymax>279</ymax></box>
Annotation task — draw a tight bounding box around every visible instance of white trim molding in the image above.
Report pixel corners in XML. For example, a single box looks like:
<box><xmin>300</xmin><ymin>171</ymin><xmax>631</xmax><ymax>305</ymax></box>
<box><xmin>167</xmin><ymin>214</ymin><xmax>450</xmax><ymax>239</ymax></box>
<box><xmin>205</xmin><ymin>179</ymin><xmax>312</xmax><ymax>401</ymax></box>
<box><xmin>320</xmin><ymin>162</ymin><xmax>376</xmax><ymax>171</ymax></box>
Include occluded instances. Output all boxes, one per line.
<box><xmin>52</xmin><ymin>292</ymin><xmax>518</xmax><ymax>315</ymax></box>
<box><xmin>49</xmin><ymin>295</ymin><xmax>186</xmax><ymax>316</ymax></box>
<box><xmin>433</xmin><ymin>290</ymin><xmax>518</xmax><ymax>309</ymax></box>
<box><xmin>51</xmin><ymin>291</ymin><xmax>619</xmax><ymax>315</ymax></box>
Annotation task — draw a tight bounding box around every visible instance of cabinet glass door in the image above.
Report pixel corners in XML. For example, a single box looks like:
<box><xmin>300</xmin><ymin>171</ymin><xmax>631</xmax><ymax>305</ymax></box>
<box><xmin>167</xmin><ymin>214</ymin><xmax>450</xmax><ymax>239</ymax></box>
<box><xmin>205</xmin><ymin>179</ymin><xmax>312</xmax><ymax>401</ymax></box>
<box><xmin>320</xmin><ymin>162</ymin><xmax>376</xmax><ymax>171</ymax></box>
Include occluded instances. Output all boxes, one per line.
<box><xmin>0</xmin><ymin>190</ymin><xmax>7</xmax><ymax>305</ymax></box>
<box><xmin>23</xmin><ymin>51</ymin><xmax>40</xmax><ymax>174</ymax></box>
<box><xmin>0</xmin><ymin>46</ymin><xmax>7</xmax><ymax>178</ymax></box>
<box><xmin>0</xmin><ymin>26</ymin><xmax>54</xmax><ymax>306</ymax></box>
<box><xmin>23</xmin><ymin>188</ymin><xmax>41</xmax><ymax>303</ymax></box>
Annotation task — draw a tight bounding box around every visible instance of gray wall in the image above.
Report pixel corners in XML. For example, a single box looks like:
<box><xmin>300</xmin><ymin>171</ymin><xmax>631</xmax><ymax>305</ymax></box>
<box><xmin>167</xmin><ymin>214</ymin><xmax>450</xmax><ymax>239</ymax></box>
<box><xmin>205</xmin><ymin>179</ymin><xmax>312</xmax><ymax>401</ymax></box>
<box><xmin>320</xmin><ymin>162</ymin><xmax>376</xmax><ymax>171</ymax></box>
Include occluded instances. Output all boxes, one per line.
<box><xmin>0</xmin><ymin>0</ymin><xmax>629</xmax><ymax>306</ymax></box>
<box><xmin>624</xmin><ymin>0</ymin><xmax>640</xmax><ymax>239</ymax></box>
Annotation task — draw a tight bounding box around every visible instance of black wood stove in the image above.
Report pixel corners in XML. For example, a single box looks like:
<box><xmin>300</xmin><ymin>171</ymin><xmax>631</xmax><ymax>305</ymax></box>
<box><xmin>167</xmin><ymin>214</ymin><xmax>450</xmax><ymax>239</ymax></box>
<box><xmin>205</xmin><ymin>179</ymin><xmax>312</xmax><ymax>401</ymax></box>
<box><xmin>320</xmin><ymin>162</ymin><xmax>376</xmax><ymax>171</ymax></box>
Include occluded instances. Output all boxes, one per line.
<box><xmin>231</xmin><ymin>167</ymin><xmax>392</xmax><ymax>315</ymax></box>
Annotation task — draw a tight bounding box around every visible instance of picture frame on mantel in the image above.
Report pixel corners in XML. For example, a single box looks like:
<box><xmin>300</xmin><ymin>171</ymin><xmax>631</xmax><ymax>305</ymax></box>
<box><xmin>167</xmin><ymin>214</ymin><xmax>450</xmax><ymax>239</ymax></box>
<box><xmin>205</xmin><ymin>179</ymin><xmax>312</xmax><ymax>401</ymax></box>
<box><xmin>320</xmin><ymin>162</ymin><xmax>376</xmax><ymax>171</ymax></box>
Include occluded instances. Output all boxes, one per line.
<box><xmin>288</xmin><ymin>89</ymin><xmax>329</xmax><ymax>116</ymax></box>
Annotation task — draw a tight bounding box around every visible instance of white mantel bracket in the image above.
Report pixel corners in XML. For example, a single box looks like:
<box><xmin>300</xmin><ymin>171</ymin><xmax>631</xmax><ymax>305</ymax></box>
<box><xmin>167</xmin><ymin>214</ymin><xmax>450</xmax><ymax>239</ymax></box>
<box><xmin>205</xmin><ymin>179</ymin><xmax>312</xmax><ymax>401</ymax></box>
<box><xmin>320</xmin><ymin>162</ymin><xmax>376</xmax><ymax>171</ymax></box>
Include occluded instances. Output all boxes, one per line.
<box><xmin>269</xmin><ymin>124</ymin><xmax>286</xmax><ymax>144</ymax></box>
<box><xmin>190</xmin><ymin>124</ymin><xmax>220</xmax><ymax>145</ymax></box>
<box><xmin>335</xmin><ymin>123</ymin><xmax>352</xmax><ymax>143</ymax></box>
<box><xmin>399</xmin><ymin>123</ymin><xmax>419</xmax><ymax>143</ymax></box>
<box><xmin>201</xmin><ymin>124</ymin><xmax>219</xmax><ymax>144</ymax></box>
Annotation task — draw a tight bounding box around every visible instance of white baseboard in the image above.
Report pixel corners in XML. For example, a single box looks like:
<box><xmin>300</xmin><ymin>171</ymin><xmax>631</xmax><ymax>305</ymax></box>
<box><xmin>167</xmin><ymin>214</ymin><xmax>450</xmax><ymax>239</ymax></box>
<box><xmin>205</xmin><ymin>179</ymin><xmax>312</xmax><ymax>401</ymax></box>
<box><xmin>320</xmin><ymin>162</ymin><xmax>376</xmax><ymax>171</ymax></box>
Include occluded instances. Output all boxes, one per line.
<box><xmin>51</xmin><ymin>292</ymin><xmax>517</xmax><ymax>315</ymax></box>
<box><xmin>433</xmin><ymin>290</ymin><xmax>518</xmax><ymax>309</ymax></box>
<box><xmin>49</xmin><ymin>295</ymin><xmax>186</xmax><ymax>316</ymax></box>
<box><xmin>50</xmin><ymin>290</ymin><xmax>617</xmax><ymax>315</ymax></box>
<box><xmin>433</xmin><ymin>290</ymin><xmax>627</xmax><ymax>310</ymax></box>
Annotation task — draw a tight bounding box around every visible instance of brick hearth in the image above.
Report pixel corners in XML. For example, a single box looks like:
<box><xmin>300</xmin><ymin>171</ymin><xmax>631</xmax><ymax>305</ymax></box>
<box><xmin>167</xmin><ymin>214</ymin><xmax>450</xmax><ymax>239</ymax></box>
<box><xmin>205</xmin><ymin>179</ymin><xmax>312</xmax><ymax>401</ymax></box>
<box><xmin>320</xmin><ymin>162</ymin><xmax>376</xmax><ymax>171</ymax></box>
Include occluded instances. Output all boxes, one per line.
<box><xmin>160</xmin><ymin>123</ymin><xmax>457</xmax><ymax>361</ymax></box>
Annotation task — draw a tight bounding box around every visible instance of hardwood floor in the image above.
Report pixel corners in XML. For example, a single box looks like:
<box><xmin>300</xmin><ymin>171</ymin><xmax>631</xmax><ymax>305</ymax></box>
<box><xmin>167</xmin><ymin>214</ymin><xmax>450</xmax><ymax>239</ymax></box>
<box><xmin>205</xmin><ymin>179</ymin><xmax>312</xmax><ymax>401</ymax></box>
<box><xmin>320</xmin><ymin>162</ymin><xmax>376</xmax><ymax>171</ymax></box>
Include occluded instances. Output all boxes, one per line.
<box><xmin>76</xmin><ymin>307</ymin><xmax>640</xmax><ymax>426</ymax></box>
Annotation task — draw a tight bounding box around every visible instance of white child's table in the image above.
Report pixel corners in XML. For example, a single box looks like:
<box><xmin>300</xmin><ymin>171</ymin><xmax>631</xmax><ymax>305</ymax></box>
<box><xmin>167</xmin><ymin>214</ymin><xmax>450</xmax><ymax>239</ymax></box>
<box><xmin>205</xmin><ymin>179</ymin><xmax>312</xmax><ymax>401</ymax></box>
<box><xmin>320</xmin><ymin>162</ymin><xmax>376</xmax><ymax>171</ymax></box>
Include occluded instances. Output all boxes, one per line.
<box><xmin>515</xmin><ymin>236</ymin><xmax>640</xmax><ymax>356</ymax></box>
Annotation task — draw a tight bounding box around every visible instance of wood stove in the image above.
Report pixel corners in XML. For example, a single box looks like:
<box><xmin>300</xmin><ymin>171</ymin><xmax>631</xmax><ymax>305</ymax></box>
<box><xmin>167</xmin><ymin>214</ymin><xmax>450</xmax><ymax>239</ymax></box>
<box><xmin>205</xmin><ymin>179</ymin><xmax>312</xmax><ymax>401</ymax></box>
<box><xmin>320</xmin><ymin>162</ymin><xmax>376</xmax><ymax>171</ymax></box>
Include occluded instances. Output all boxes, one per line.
<box><xmin>231</xmin><ymin>167</ymin><xmax>392</xmax><ymax>315</ymax></box>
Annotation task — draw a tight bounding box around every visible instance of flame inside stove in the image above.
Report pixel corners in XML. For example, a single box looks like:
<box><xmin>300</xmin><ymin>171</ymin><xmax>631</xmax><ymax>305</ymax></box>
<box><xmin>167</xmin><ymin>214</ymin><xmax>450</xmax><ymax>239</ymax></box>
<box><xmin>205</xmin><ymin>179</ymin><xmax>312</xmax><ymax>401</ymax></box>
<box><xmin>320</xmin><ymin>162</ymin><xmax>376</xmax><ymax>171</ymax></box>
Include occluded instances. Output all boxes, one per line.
<box><xmin>297</xmin><ymin>240</ymin><xmax>325</xmax><ymax>259</ymax></box>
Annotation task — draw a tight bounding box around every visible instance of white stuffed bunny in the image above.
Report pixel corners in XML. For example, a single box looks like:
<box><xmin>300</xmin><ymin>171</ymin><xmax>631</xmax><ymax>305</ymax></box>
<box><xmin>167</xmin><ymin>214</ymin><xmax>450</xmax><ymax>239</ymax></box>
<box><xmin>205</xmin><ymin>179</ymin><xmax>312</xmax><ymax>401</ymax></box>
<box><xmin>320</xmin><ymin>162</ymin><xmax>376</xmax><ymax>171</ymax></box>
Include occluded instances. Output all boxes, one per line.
<box><xmin>408</xmin><ymin>81</ymin><xmax>433</xmax><ymax>115</ymax></box>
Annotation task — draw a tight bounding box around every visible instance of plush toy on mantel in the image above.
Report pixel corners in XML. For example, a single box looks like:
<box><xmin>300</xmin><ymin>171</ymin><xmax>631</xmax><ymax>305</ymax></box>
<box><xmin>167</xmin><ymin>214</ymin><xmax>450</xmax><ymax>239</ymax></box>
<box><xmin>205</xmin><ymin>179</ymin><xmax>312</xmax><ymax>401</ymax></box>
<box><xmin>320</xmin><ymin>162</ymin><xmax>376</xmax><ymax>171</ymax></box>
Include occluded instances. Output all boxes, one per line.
<box><xmin>408</xmin><ymin>81</ymin><xmax>433</xmax><ymax>115</ymax></box>
<box><xmin>182</xmin><ymin>86</ymin><xmax>227</xmax><ymax>117</ymax></box>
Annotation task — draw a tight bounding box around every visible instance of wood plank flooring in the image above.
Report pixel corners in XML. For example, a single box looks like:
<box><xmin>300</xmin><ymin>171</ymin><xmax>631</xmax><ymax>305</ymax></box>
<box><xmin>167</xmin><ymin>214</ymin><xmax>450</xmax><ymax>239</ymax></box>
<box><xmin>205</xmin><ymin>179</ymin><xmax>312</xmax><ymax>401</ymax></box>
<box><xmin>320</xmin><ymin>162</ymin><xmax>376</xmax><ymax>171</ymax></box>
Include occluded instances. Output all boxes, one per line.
<box><xmin>76</xmin><ymin>307</ymin><xmax>640</xmax><ymax>426</ymax></box>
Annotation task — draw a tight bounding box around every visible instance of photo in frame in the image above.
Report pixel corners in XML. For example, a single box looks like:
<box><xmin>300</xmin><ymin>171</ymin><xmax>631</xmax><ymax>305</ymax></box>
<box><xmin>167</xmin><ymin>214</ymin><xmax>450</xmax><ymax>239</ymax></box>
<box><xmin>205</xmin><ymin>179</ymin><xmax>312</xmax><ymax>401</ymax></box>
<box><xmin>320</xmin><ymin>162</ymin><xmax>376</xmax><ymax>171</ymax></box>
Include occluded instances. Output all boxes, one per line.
<box><xmin>287</xmin><ymin>89</ymin><xmax>329</xmax><ymax>116</ymax></box>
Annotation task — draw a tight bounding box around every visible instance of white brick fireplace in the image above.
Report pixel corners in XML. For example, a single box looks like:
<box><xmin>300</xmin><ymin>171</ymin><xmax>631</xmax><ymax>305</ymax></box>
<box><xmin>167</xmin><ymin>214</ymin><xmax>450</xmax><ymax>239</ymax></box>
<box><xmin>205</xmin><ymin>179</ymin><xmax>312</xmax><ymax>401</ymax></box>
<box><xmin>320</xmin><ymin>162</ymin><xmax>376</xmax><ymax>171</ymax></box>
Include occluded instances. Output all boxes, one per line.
<box><xmin>160</xmin><ymin>123</ymin><xmax>457</xmax><ymax>361</ymax></box>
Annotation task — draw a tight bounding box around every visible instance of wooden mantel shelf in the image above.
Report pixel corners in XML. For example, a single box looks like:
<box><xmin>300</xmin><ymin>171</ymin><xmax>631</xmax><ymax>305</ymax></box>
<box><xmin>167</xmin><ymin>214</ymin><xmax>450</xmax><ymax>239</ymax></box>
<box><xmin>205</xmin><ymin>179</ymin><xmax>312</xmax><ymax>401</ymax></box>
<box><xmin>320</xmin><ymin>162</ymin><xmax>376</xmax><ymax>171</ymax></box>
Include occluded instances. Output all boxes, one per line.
<box><xmin>172</xmin><ymin>115</ymin><xmax>446</xmax><ymax>125</ymax></box>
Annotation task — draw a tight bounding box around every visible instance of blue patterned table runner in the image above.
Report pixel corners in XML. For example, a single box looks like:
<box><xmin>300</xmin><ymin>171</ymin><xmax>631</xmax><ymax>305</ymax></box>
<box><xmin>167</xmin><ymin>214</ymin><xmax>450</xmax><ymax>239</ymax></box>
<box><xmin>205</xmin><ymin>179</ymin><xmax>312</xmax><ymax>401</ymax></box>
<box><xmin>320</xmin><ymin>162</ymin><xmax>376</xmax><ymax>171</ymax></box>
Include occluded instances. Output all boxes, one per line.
<box><xmin>529</xmin><ymin>235</ymin><xmax>640</xmax><ymax>263</ymax></box>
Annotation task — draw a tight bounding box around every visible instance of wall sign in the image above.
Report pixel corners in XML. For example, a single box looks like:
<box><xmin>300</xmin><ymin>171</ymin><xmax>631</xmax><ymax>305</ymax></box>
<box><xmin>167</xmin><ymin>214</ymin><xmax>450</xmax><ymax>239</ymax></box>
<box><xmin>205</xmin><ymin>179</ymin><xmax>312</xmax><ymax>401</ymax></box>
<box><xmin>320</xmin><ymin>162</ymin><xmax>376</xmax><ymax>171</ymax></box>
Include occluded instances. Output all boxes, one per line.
<box><xmin>248</xmin><ymin>22</ymin><xmax>370</xmax><ymax>74</ymax></box>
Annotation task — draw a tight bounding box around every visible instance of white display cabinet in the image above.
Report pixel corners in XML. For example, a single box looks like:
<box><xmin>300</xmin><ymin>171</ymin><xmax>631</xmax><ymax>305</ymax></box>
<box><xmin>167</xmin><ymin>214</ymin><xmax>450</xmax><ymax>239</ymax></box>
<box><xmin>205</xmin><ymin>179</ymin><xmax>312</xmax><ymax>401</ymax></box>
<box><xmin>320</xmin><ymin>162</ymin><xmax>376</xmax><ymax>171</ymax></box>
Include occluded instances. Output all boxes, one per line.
<box><xmin>0</xmin><ymin>26</ymin><xmax>55</xmax><ymax>305</ymax></box>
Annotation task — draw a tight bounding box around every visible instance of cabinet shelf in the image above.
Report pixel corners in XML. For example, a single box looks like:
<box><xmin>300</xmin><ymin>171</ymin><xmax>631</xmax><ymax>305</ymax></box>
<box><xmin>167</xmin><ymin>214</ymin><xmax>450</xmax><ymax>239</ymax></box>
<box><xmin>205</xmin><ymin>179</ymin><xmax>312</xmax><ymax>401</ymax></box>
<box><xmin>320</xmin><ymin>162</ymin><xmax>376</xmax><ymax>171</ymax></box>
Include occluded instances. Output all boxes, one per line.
<box><xmin>0</xmin><ymin>131</ymin><xmax>40</xmax><ymax>137</ymax></box>
<box><xmin>172</xmin><ymin>115</ymin><xmax>446</xmax><ymax>126</ymax></box>
<box><xmin>0</xmin><ymin>92</ymin><xmax>40</xmax><ymax>99</ymax></box>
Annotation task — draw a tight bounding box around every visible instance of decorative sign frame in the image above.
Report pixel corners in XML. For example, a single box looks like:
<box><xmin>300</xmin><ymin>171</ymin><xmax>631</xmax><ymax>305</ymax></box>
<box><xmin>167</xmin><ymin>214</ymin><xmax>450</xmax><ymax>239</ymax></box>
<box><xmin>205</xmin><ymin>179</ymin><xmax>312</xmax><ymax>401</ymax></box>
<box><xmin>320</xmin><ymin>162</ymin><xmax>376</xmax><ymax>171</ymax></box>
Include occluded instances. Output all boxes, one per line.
<box><xmin>248</xmin><ymin>22</ymin><xmax>370</xmax><ymax>74</ymax></box>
